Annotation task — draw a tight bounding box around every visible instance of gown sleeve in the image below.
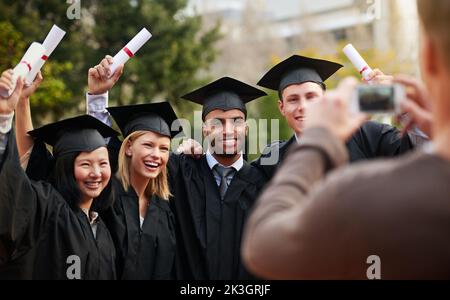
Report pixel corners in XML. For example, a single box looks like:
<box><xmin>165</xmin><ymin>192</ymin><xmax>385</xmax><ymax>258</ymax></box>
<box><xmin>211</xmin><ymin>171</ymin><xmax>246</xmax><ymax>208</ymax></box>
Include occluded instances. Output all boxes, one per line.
<box><xmin>25</xmin><ymin>139</ymin><xmax>55</xmax><ymax>181</ymax></box>
<box><xmin>167</xmin><ymin>152</ymin><xmax>181</xmax><ymax>186</ymax></box>
<box><xmin>348</xmin><ymin>121</ymin><xmax>414</xmax><ymax>161</ymax></box>
<box><xmin>251</xmin><ymin>142</ymin><xmax>282</xmax><ymax>180</ymax></box>
<box><xmin>0</xmin><ymin>129</ymin><xmax>61</xmax><ymax>261</ymax></box>
<box><xmin>375</xmin><ymin>122</ymin><xmax>413</xmax><ymax>157</ymax></box>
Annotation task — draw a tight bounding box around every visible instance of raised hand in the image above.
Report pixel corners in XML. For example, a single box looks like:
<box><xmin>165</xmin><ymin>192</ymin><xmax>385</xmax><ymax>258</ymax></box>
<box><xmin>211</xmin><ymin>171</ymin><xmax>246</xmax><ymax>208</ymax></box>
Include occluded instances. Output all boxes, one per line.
<box><xmin>304</xmin><ymin>77</ymin><xmax>368</xmax><ymax>142</ymax></box>
<box><xmin>395</xmin><ymin>75</ymin><xmax>433</xmax><ymax>138</ymax></box>
<box><xmin>88</xmin><ymin>55</ymin><xmax>124</xmax><ymax>95</ymax></box>
<box><xmin>363</xmin><ymin>69</ymin><xmax>394</xmax><ymax>85</ymax></box>
<box><xmin>176</xmin><ymin>139</ymin><xmax>204</xmax><ymax>160</ymax></box>
<box><xmin>20</xmin><ymin>71</ymin><xmax>44</xmax><ymax>101</ymax></box>
<box><xmin>0</xmin><ymin>70</ymin><xmax>25</xmax><ymax>115</ymax></box>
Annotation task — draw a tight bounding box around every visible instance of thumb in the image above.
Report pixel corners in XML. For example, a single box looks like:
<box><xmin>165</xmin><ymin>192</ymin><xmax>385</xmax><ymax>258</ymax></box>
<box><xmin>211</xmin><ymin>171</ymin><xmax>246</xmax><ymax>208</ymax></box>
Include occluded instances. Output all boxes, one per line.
<box><xmin>88</xmin><ymin>68</ymin><xmax>98</xmax><ymax>79</ymax></box>
<box><xmin>112</xmin><ymin>65</ymin><xmax>124</xmax><ymax>82</ymax></box>
<box><xmin>401</xmin><ymin>100</ymin><xmax>423</xmax><ymax>119</ymax></box>
<box><xmin>401</xmin><ymin>99</ymin><xmax>432</xmax><ymax>128</ymax></box>
<box><xmin>11</xmin><ymin>77</ymin><xmax>25</xmax><ymax>98</ymax></box>
<box><xmin>35</xmin><ymin>71</ymin><xmax>44</xmax><ymax>84</ymax></box>
<box><xmin>31</xmin><ymin>71</ymin><xmax>44</xmax><ymax>90</ymax></box>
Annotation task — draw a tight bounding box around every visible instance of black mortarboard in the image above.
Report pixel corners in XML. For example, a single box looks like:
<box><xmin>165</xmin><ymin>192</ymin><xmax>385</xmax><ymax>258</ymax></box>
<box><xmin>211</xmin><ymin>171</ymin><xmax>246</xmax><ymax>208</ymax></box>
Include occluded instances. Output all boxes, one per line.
<box><xmin>28</xmin><ymin>115</ymin><xmax>119</xmax><ymax>158</ymax></box>
<box><xmin>257</xmin><ymin>55</ymin><xmax>343</xmax><ymax>94</ymax></box>
<box><xmin>181</xmin><ymin>77</ymin><xmax>267</xmax><ymax>120</ymax></box>
<box><xmin>107</xmin><ymin>102</ymin><xmax>182</xmax><ymax>138</ymax></box>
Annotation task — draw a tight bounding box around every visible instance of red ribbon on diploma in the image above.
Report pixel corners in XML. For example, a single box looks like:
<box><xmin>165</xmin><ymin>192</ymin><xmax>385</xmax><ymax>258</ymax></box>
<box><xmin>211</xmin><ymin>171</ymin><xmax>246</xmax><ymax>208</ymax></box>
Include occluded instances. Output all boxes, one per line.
<box><xmin>123</xmin><ymin>47</ymin><xmax>134</xmax><ymax>58</ymax></box>
<box><xmin>42</xmin><ymin>55</ymin><xmax>49</xmax><ymax>61</ymax></box>
<box><xmin>359</xmin><ymin>66</ymin><xmax>369</xmax><ymax>75</ymax></box>
<box><xmin>21</xmin><ymin>61</ymin><xmax>32</xmax><ymax>71</ymax></box>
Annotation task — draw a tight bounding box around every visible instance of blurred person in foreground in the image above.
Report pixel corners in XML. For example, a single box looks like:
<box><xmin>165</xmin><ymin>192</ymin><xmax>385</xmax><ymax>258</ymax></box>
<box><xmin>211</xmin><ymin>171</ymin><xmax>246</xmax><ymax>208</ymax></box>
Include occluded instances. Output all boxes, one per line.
<box><xmin>242</xmin><ymin>0</ymin><xmax>447</xmax><ymax>279</ymax></box>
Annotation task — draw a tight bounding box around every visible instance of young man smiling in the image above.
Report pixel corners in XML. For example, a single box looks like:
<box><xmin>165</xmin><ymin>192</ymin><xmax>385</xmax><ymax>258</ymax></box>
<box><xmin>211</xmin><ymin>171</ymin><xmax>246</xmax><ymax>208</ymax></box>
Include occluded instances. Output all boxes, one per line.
<box><xmin>252</xmin><ymin>55</ymin><xmax>419</xmax><ymax>179</ymax></box>
<box><xmin>169</xmin><ymin>77</ymin><xmax>268</xmax><ymax>280</ymax></box>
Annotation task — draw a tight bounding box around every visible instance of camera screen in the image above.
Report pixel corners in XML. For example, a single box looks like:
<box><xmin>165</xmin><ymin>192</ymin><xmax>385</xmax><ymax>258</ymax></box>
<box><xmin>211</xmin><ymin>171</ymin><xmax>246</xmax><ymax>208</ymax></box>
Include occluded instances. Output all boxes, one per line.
<box><xmin>358</xmin><ymin>86</ymin><xmax>395</xmax><ymax>113</ymax></box>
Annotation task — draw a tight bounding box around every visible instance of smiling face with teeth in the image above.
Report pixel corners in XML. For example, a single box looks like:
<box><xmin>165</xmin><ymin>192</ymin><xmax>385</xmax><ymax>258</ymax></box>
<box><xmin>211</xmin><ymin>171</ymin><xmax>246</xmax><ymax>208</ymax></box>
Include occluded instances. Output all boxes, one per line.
<box><xmin>203</xmin><ymin>109</ymin><xmax>248</xmax><ymax>157</ymax></box>
<box><xmin>279</xmin><ymin>82</ymin><xmax>325</xmax><ymax>136</ymax></box>
<box><xmin>126</xmin><ymin>131</ymin><xmax>171</xmax><ymax>180</ymax></box>
<box><xmin>74</xmin><ymin>147</ymin><xmax>111</xmax><ymax>204</ymax></box>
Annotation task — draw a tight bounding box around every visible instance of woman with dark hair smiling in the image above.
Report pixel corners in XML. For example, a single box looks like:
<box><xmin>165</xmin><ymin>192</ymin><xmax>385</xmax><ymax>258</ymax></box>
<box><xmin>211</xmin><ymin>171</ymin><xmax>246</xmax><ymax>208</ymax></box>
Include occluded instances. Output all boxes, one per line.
<box><xmin>0</xmin><ymin>71</ymin><xmax>119</xmax><ymax>280</ymax></box>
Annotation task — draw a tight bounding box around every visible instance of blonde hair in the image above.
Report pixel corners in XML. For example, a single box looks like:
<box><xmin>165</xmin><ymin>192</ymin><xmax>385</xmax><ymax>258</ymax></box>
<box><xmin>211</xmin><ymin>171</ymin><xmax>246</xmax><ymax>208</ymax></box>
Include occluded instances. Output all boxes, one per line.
<box><xmin>118</xmin><ymin>131</ymin><xmax>172</xmax><ymax>201</ymax></box>
<box><xmin>418</xmin><ymin>0</ymin><xmax>450</xmax><ymax>68</ymax></box>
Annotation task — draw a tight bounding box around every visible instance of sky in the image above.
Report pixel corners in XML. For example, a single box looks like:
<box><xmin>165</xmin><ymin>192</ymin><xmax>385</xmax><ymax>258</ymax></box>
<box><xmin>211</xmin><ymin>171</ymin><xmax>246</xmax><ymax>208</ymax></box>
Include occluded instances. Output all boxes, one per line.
<box><xmin>186</xmin><ymin>0</ymin><xmax>354</xmax><ymax>20</ymax></box>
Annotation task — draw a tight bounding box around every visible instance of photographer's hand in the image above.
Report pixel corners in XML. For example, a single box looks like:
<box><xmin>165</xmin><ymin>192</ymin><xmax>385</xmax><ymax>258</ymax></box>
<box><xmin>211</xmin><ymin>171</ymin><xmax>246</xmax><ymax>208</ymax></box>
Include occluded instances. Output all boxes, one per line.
<box><xmin>305</xmin><ymin>77</ymin><xmax>368</xmax><ymax>142</ymax></box>
<box><xmin>394</xmin><ymin>75</ymin><xmax>433</xmax><ymax>138</ymax></box>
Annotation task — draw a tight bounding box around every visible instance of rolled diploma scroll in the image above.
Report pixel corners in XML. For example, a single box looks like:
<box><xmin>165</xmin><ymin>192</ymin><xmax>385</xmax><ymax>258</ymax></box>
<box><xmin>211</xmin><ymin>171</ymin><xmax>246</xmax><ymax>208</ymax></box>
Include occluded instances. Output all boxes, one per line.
<box><xmin>343</xmin><ymin>44</ymin><xmax>373</xmax><ymax>81</ymax></box>
<box><xmin>0</xmin><ymin>42</ymin><xmax>46</xmax><ymax>98</ymax></box>
<box><xmin>108</xmin><ymin>28</ymin><xmax>152</xmax><ymax>78</ymax></box>
<box><xmin>25</xmin><ymin>25</ymin><xmax>66</xmax><ymax>85</ymax></box>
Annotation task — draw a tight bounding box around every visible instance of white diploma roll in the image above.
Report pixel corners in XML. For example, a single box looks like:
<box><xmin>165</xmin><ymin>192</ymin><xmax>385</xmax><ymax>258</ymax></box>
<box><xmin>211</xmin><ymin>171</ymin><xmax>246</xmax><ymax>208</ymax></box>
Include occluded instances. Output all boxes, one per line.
<box><xmin>343</xmin><ymin>44</ymin><xmax>373</xmax><ymax>81</ymax></box>
<box><xmin>25</xmin><ymin>25</ymin><xmax>66</xmax><ymax>85</ymax></box>
<box><xmin>0</xmin><ymin>42</ymin><xmax>46</xmax><ymax>98</ymax></box>
<box><xmin>109</xmin><ymin>28</ymin><xmax>152</xmax><ymax>78</ymax></box>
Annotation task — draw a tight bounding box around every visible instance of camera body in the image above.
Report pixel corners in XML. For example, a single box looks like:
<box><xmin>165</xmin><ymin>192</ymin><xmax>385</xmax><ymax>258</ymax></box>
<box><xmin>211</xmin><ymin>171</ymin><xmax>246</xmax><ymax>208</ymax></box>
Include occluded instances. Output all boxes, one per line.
<box><xmin>351</xmin><ymin>84</ymin><xmax>405</xmax><ymax>115</ymax></box>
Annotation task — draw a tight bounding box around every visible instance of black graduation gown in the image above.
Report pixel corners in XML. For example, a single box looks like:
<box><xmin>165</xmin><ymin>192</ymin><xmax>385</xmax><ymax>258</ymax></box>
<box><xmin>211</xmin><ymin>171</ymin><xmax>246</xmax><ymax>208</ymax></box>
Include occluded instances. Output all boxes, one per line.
<box><xmin>252</xmin><ymin>121</ymin><xmax>414</xmax><ymax>179</ymax></box>
<box><xmin>347</xmin><ymin>121</ymin><xmax>414</xmax><ymax>162</ymax></box>
<box><xmin>168</xmin><ymin>153</ymin><xmax>266</xmax><ymax>280</ymax></box>
<box><xmin>26</xmin><ymin>139</ymin><xmax>55</xmax><ymax>181</ymax></box>
<box><xmin>0</xmin><ymin>131</ymin><xmax>117</xmax><ymax>280</ymax></box>
<box><xmin>251</xmin><ymin>135</ymin><xmax>297</xmax><ymax>180</ymax></box>
<box><xmin>23</xmin><ymin>135</ymin><xmax>176</xmax><ymax>280</ymax></box>
<box><xmin>0</xmin><ymin>246</ymin><xmax>36</xmax><ymax>280</ymax></box>
<box><xmin>101</xmin><ymin>178</ymin><xmax>176</xmax><ymax>280</ymax></box>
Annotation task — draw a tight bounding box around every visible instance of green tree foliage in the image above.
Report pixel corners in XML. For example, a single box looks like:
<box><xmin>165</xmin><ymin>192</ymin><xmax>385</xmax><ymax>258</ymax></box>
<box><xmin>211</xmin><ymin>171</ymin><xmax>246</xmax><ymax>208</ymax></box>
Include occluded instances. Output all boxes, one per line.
<box><xmin>0</xmin><ymin>22</ymin><xmax>25</xmax><ymax>69</ymax></box>
<box><xmin>0</xmin><ymin>0</ymin><xmax>221</xmax><ymax>125</ymax></box>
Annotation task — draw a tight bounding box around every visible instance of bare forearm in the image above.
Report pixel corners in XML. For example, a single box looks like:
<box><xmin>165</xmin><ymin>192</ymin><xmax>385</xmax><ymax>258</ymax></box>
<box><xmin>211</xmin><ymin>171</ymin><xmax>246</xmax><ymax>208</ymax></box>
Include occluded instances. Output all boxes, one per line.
<box><xmin>15</xmin><ymin>97</ymin><xmax>34</xmax><ymax>159</ymax></box>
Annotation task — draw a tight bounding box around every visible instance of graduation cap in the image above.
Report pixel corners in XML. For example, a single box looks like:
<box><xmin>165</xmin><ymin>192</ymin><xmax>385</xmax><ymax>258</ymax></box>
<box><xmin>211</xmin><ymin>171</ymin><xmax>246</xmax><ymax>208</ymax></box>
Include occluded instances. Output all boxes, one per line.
<box><xmin>257</xmin><ymin>55</ymin><xmax>343</xmax><ymax>95</ymax></box>
<box><xmin>107</xmin><ymin>102</ymin><xmax>182</xmax><ymax>138</ymax></box>
<box><xmin>181</xmin><ymin>77</ymin><xmax>267</xmax><ymax>120</ymax></box>
<box><xmin>28</xmin><ymin>115</ymin><xmax>119</xmax><ymax>159</ymax></box>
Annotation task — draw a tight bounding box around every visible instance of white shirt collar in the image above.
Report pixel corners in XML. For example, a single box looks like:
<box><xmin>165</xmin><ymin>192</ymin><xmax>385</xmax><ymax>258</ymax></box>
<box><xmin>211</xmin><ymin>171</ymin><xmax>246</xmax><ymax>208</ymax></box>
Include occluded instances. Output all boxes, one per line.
<box><xmin>206</xmin><ymin>151</ymin><xmax>244</xmax><ymax>172</ymax></box>
<box><xmin>81</xmin><ymin>208</ymin><xmax>99</xmax><ymax>225</ymax></box>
